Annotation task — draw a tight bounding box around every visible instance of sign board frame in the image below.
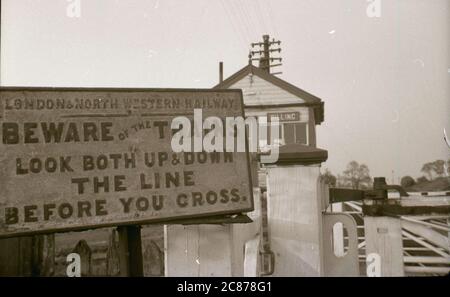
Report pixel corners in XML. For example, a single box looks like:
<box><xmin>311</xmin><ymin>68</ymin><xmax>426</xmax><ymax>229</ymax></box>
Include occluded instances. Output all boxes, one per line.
<box><xmin>267</xmin><ymin>111</ymin><xmax>300</xmax><ymax>122</ymax></box>
<box><xmin>0</xmin><ymin>87</ymin><xmax>254</xmax><ymax>239</ymax></box>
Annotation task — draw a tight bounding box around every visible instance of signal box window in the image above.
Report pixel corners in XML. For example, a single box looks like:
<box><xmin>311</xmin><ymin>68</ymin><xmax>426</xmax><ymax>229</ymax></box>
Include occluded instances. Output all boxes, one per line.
<box><xmin>283</xmin><ymin>123</ymin><xmax>308</xmax><ymax>145</ymax></box>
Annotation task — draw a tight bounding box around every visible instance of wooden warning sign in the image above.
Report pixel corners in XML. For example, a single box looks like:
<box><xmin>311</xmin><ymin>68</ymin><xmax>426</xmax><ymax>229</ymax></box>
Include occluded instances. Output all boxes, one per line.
<box><xmin>0</xmin><ymin>88</ymin><xmax>253</xmax><ymax>238</ymax></box>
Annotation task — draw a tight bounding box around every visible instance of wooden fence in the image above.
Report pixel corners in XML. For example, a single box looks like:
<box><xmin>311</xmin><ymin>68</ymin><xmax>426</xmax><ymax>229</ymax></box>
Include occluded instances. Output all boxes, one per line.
<box><xmin>0</xmin><ymin>226</ymin><xmax>164</xmax><ymax>277</ymax></box>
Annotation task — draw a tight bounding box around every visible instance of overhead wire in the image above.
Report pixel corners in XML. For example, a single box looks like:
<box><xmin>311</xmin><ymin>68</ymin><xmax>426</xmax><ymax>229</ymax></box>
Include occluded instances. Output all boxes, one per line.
<box><xmin>263</xmin><ymin>0</ymin><xmax>280</xmax><ymax>37</ymax></box>
<box><xmin>219</xmin><ymin>0</ymin><xmax>248</xmax><ymax>48</ymax></box>
<box><xmin>254</xmin><ymin>0</ymin><xmax>270</xmax><ymax>35</ymax></box>
<box><xmin>228</xmin><ymin>0</ymin><xmax>253</xmax><ymax>45</ymax></box>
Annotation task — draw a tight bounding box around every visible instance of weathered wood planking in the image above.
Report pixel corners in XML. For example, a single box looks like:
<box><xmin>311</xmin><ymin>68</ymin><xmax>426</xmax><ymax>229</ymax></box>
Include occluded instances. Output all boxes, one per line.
<box><xmin>0</xmin><ymin>234</ymin><xmax>54</xmax><ymax>276</ymax></box>
<box><xmin>164</xmin><ymin>224</ymin><xmax>233</xmax><ymax>276</ymax></box>
<box><xmin>265</xmin><ymin>165</ymin><xmax>324</xmax><ymax>276</ymax></box>
<box><xmin>364</xmin><ymin>216</ymin><xmax>404</xmax><ymax>276</ymax></box>
<box><xmin>164</xmin><ymin>188</ymin><xmax>261</xmax><ymax>277</ymax></box>
<box><xmin>0</xmin><ymin>88</ymin><xmax>253</xmax><ymax>238</ymax></box>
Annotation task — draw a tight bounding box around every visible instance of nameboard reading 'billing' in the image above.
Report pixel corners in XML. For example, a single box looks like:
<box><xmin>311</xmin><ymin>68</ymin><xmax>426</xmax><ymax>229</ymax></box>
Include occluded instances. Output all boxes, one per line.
<box><xmin>0</xmin><ymin>88</ymin><xmax>253</xmax><ymax>238</ymax></box>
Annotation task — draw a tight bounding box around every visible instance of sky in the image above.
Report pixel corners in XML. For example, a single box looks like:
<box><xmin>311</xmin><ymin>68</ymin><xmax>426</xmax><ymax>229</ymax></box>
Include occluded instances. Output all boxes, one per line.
<box><xmin>1</xmin><ymin>0</ymin><xmax>449</xmax><ymax>181</ymax></box>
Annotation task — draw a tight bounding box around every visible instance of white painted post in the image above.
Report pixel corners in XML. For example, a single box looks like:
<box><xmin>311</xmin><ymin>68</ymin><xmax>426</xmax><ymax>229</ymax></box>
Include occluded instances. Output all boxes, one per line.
<box><xmin>243</xmin><ymin>237</ymin><xmax>261</xmax><ymax>277</ymax></box>
<box><xmin>164</xmin><ymin>188</ymin><xmax>261</xmax><ymax>277</ymax></box>
<box><xmin>332</xmin><ymin>203</ymin><xmax>345</xmax><ymax>257</ymax></box>
<box><xmin>263</xmin><ymin>144</ymin><xmax>328</xmax><ymax>276</ymax></box>
<box><xmin>364</xmin><ymin>216</ymin><xmax>404</xmax><ymax>276</ymax></box>
<box><xmin>265</xmin><ymin>164</ymin><xmax>325</xmax><ymax>276</ymax></box>
<box><xmin>164</xmin><ymin>143</ymin><xmax>328</xmax><ymax>277</ymax></box>
<box><xmin>164</xmin><ymin>224</ymin><xmax>233</xmax><ymax>276</ymax></box>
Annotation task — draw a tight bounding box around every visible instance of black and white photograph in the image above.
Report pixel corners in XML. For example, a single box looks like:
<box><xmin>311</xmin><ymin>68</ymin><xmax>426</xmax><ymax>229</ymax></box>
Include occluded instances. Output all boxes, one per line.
<box><xmin>0</xmin><ymin>0</ymin><xmax>449</xmax><ymax>284</ymax></box>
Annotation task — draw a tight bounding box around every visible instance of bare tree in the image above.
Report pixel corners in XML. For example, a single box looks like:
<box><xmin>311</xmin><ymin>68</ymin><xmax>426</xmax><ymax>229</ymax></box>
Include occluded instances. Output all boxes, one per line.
<box><xmin>321</xmin><ymin>169</ymin><xmax>337</xmax><ymax>187</ymax></box>
<box><xmin>341</xmin><ymin>161</ymin><xmax>372</xmax><ymax>189</ymax></box>
<box><xmin>421</xmin><ymin>160</ymin><xmax>446</xmax><ymax>180</ymax></box>
<box><xmin>421</xmin><ymin>162</ymin><xmax>434</xmax><ymax>180</ymax></box>
<box><xmin>431</xmin><ymin>160</ymin><xmax>445</xmax><ymax>178</ymax></box>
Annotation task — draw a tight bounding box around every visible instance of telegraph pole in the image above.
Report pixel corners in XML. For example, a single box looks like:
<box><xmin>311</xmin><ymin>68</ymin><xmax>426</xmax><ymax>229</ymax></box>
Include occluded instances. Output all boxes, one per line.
<box><xmin>250</xmin><ymin>35</ymin><xmax>282</xmax><ymax>75</ymax></box>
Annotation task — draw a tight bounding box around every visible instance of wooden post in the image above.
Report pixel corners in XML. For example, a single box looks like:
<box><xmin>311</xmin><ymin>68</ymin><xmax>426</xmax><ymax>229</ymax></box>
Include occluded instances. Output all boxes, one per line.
<box><xmin>322</xmin><ymin>213</ymin><xmax>359</xmax><ymax>276</ymax></box>
<box><xmin>164</xmin><ymin>157</ymin><xmax>262</xmax><ymax>277</ymax></box>
<box><xmin>117</xmin><ymin>225</ymin><xmax>144</xmax><ymax>277</ymax></box>
<box><xmin>331</xmin><ymin>203</ymin><xmax>345</xmax><ymax>257</ymax></box>
<box><xmin>264</xmin><ymin>144</ymin><xmax>328</xmax><ymax>276</ymax></box>
<box><xmin>0</xmin><ymin>237</ymin><xmax>31</xmax><ymax>276</ymax></box>
<box><xmin>73</xmin><ymin>240</ymin><xmax>92</xmax><ymax>276</ymax></box>
<box><xmin>40</xmin><ymin>235</ymin><xmax>56</xmax><ymax>276</ymax></box>
<box><xmin>164</xmin><ymin>224</ymin><xmax>234</xmax><ymax>276</ymax></box>
<box><xmin>0</xmin><ymin>235</ymin><xmax>51</xmax><ymax>276</ymax></box>
<box><xmin>266</xmin><ymin>165</ymin><xmax>324</xmax><ymax>276</ymax></box>
<box><xmin>364</xmin><ymin>216</ymin><xmax>404</xmax><ymax>276</ymax></box>
<box><xmin>243</xmin><ymin>237</ymin><xmax>261</xmax><ymax>276</ymax></box>
<box><xmin>164</xmin><ymin>189</ymin><xmax>261</xmax><ymax>277</ymax></box>
<box><xmin>106</xmin><ymin>229</ymin><xmax>121</xmax><ymax>276</ymax></box>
